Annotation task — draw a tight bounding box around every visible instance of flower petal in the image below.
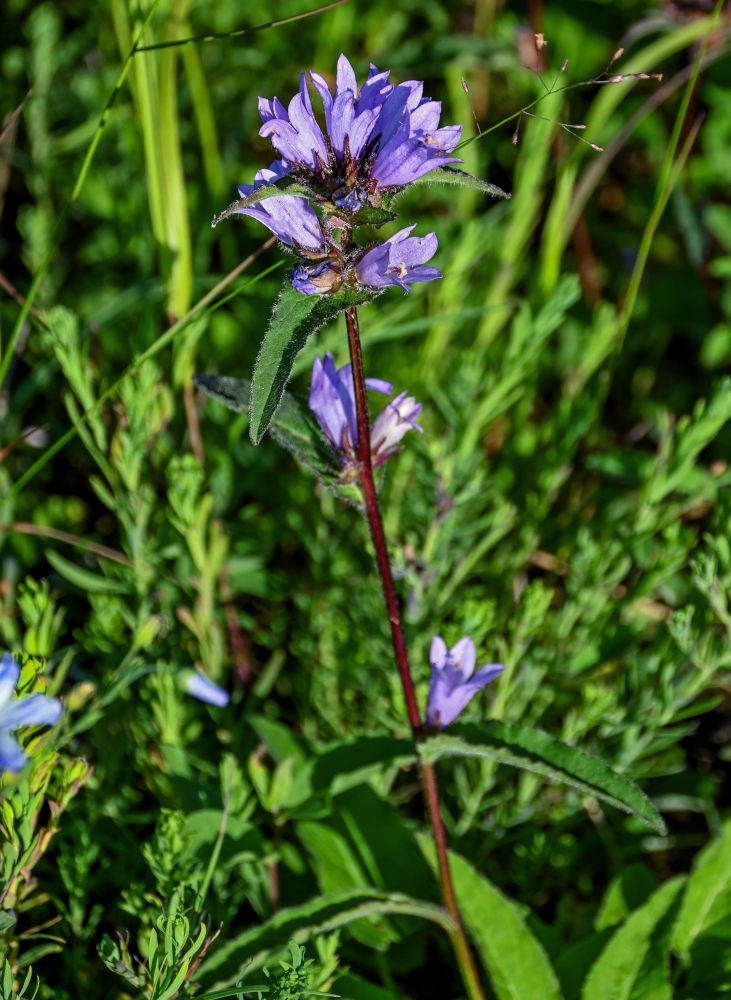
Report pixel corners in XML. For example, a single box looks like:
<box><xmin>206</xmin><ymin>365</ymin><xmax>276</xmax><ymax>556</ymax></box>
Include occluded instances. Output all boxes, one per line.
<box><xmin>0</xmin><ymin>693</ymin><xmax>62</xmax><ymax>729</ymax></box>
<box><xmin>234</xmin><ymin>196</ymin><xmax>325</xmax><ymax>251</ymax></box>
<box><xmin>0</xmin><ymin>654</ymin><xmax>20</xmax><ymax>710</ymax></box>
<box><xmin>182</xmin><ymin>672</ymin><xmax>229</xmax><ymax>708</ymax></box>
<box><xmin>0</xmin><ymin>731</ymin><xmax>27</xmax><ymax>772</ymax></box>
<box><xmin>450</xmin><ymin>636</ymin><xmax>476</xmax><ymax>679</ymax></box>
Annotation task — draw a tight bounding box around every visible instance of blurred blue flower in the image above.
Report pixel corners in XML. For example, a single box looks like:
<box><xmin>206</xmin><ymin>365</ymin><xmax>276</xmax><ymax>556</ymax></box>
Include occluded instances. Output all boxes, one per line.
<box><xmin>181</xmin><ymin>671</ymin><xmax>230</xmax><ymax>708</ymax></box>
<box><xmin>355</xmin><ymin>226</ymin><xmax>441</xmax><ymax>292</ymax></box>
<box><xmin>0</xmin><ymin>653</ymin><xmax>62</xmax><ymax>772</ymax></box>
<box><xmin>239</xmin><ymin>54</ymin><xmax>462</xmax><ymax>215</ymax></box>
<box><xmin>426</xmin><ymin>636</ymin><xmax>504</xmax><ymax>730</ymax></box>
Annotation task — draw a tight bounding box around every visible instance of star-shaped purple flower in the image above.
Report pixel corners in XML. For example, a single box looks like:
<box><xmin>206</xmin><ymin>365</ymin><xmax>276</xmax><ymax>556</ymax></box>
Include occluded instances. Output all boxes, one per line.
<box><xmin>355</xmin><ymin>226</ymin><xmax>441</xmax><ymax>292</ymax></box>
<box><xmin>0</xmin><ymin>653</ymin><xmax>62</xmax><ymax>771</ymax></box>
<box><xmin>426</xmin><ymin>636</ymin><xmax>504</xmax><ymax>730</ymax></box>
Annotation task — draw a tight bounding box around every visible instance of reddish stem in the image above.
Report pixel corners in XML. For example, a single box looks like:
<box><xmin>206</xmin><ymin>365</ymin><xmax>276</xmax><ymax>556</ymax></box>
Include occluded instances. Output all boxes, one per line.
<box><xmin>344</xmin><ymin>306</ymin><xmax>486</xmax><ymax>1000</ymax></box>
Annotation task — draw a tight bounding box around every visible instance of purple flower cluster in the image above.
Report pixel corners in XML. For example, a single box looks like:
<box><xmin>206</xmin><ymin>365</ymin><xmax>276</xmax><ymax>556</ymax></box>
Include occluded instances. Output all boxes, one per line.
<box><xmin>219</xmin><ymin>55</ymin><xmax>459</xmax><ymax>297</ymax></box>
<box><xmin>309</xmin><ymin>352</ymin><xmax>422</xmax><ymax>475</ymax></box>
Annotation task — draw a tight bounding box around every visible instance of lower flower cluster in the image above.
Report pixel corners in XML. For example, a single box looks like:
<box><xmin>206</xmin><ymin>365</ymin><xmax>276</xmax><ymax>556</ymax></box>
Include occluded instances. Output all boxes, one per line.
<box><xmin>308</xmin><ymin>352</ymin><xmax>422</xmax><ymax>476</ymax></box>
<box><xmin>237</xmin><ymin>196</ymin><xmax>441</xmax><ymax>296</ymax></box>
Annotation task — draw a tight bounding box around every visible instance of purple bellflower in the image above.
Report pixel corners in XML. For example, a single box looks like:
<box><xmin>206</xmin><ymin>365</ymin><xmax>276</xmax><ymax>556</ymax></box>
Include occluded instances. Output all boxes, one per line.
<box><xmin>355</xmin><ymin>226</ymin><xmax>441</xmax><ymax>291</ymax></box>
<box><xmin>242</xmin><ymin>54</ymin><xmax>462</xmax><ymax>215</ymax></box>
<box><xmin>309</xmin><ymin>353</ymin><xmax>422</xmax><ymax>474</ymax></box>
<box><xmin>426</xmin><ymin>636</ymin><xmax>504</xmax><ymax>730</ymax></box>
<box><xmin>309</xmin><ymin>352</ymin><xmax>392</xmax><ymax>452</ymax></box>
<box><xmin>0</xmin><ymin>653</ymin><xmax>62</xmax><ymax>772</ymax></box>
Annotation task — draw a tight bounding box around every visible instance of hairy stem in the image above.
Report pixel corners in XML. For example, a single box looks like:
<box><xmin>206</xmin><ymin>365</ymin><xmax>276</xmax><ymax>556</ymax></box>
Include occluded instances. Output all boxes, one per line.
<box><xmin>344</xmin><ymin>305</ymin><xmax>486</xmax><ymax>1000</ymax></box>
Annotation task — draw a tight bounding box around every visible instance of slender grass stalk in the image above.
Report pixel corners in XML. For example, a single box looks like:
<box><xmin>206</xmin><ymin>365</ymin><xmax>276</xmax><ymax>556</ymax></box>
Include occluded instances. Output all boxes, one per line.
<box><xmin>0</xmin><ymin>0</ymin><xmax>162</xmax><ymax>392</ymax></box>
<box><xmin>344</xmin><ymin>305</ymin><xmax>487</xmax><ymax>1000</ymax></box>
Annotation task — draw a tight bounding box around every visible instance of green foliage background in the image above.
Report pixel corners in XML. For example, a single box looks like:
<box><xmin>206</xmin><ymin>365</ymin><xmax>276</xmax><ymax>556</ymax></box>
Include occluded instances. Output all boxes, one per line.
<box><xmin>1</xmin><ymin>0</ymin><xmax>731</xmax><ymax>997</ymax></box>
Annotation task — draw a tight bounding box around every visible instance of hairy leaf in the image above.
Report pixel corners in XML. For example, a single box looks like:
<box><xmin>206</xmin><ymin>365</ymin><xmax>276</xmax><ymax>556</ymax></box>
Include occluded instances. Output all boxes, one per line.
<box><xmin>194</xmin><ymin>375</ymin><xmax>340</xmax><ymax>478</ymax></box>
<box><xmin>250</xmin><ymin>283</ymin><xmax>377</xmax><ymax>444</ymax></box>
<box><xmin>419</xmin><ymin>721</ymin><xmax>666</xmax><ymax>833</ymax></box>
<box><xmin>409</xmin><ymin>164</ymin><xmax>510</xmax><ymax>199</ymax></box>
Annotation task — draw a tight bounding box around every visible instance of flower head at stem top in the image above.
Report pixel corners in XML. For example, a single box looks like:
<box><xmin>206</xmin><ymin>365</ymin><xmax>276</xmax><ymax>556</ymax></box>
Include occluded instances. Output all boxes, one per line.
<box><xmin>0</xmin><ymin>653</ymin><xmax>62</xmax><ymax>772</ymax></box>
<box><xmin>426</xmin><ymin>636</ymin><xmax>504</xmax><ymax>730</ymax></box>
<box><xmin>308</xmin><ymin>352</ymin><xmax>422</xmax><ymax>475</ymax></box>
<box><xmin>248</xmin><ymin>54</ymin><xmax>462</xmax><ymax>216</ymax></box>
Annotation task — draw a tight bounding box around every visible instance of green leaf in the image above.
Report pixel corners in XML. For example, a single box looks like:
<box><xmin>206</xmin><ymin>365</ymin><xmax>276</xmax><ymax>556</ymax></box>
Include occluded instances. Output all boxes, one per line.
<box><xmin>281</xmin><ymin>734</ymin><xmax>416</xmax><ymax>810</ymax></box>
<box><xmin>197</xmin><ymin>888</ymin><xmax>453</xmax><ymax>986</ymax></box>
<box><xmin>211</xmin><ymin>174</ymin><xmax>318</xmax><ymax>227</ymax></box>
<box><xmin>581</xmin><ymin>878</ymin><xmax>684</xmax><ymax>1000</ymax></box>
<box><xmin>46</xmin><ymin>550</ymin><xmax>129</xmax><ymax>595</ymax></box>
<box><xmin>672</xmin><ymin>817</ymin><xmax>731</xmax><ymax>960</ymax></box>
<box><xmin>192</xmin><ymin>374</ymin><xmax>249</xmax><ymax>413</ymax></box>
<box><xmin>418</xmin><ymin>837</ymin><xmax>564</xmax><ymax>1000</ymax></box>
<box><xmin>194</xmin><ymin>375</ymin><xmax>341</xmax><ymax>479</ymax></box>
<box><xmin>250</xmin><ymin>283</ymin><xmax>377</xmax><ymax>444</ymax></box>
<box><xmin>408</xmin><ymin>165</ymin><xmax>510</xmax><ymax>199</ymax></box>
<box><xmin>268</xmin><ymin>390</ymin><xmax>341</xmax><ymax>479</ymax></box>
<box><xmin>418</xmin><ymin>721</ymin><xmax>666</xmax><ymax>833</ymax></box>
<box><xmin>352</xmin><ymin>204</ymin><xmax>398</xmax><ymax>227</ymax></box>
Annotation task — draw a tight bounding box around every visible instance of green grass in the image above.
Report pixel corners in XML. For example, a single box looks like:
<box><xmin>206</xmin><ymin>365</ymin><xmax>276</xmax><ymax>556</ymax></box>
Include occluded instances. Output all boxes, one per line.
<box><xmin>1</xmin><ymin>1</ymin><xmax>731</xmax><ymax>997</ymax></box>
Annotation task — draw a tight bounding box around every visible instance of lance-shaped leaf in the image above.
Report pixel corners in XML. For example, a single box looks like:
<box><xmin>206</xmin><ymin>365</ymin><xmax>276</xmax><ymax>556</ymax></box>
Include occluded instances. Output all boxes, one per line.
<box><xmin>196</xmin><ymin>888</ymin><xmax>454</xmax><ymax>986</ymax></box>
<box><xmin>405</xmin><ymin>164</ymin><xmax>510</xmax><ymax>200</ymax></box>
<box><xmin>418</xmin><ymin>838</ymin><xmax>564</xmax><ymax>1000</ymax></box>
<box><xmin>250</xmin><ymin>283</ymin><xmax>377</xmax><ymax>444</ymax></box>
<box><xmin>193</xmin><ymin>375</ymin><xmax>341</xmax><ymax>480</ymax></box>
<box><xmin>211</xmin><ymin>174</ymin><xmax>318</xmax><ymax>227</ymax></box>
<box><xmin>418</xmin><ymin>720</ymin><xmax>665</xmax><ymax>833</ymax></box>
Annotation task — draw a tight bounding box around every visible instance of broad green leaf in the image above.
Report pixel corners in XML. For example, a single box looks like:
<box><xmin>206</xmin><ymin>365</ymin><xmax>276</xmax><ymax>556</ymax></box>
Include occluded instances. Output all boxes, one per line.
<box><xmin>409</xmin><ymin>164</ymin><xmax>510</xmax><ymax>199</ymax></box>
<box><xmin>267</xmin><ymin>390</ymin><xmax>341</xmax><ymax>479</ymax></box>
<box><xmin>296</xmin><ymin>787</ymin><xmax>436</xmax><ymax>947</ymax></box>
<box><xmin>211</xmin><ymin>174</ymin><xmax>318</xmax><ymax>227</ymax></box>
<box><xmin>419</xmin><ymin>837</ymin><xmax>564</xmax><ymax>1000</ymax></box>
<box><xmin>296</xmin><ymin>819</ymin><xmax>398</xmax><ymax>948</ymax></box>
<box><xmin>281</xmin><ymin>734</ymin><xmax>416</xmax><ymax>810</ymax></box>
<box><xmin>250</xmin><ymin>283</ymin><xmax>377</xmax><ymax>444</ymax></box>
<box><xmin>197</xmin><ymin>888</ymin><xmax>453</xmax><ymax>986</ymax></box>
<box><xmin>581</xmin><ymin>878</ymin><xmax>684</xmax><ymax>1000</ymax></box>
<box><xmin>672</xmin><ymin>817</ymin><xmax>731</xmax><ymax>959</ymax></box>
<box><xmin>194</xmin><ymin>375</ymin><xmax>340</xmax><ymax>479</ymax></box>
<box><xmin>419</xmin><ymin>721</ymin><xmax>666</xmax><ymax>833</ymax></box>
<box><xmin>595</xmin><ymin>863</ymin><xmax>658</xmax><ymax>930</ymax></box>
<box><xmin>192</xmin><ymin>374</ymin><xmax>249</xmax><ymax>412</ymax></box>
